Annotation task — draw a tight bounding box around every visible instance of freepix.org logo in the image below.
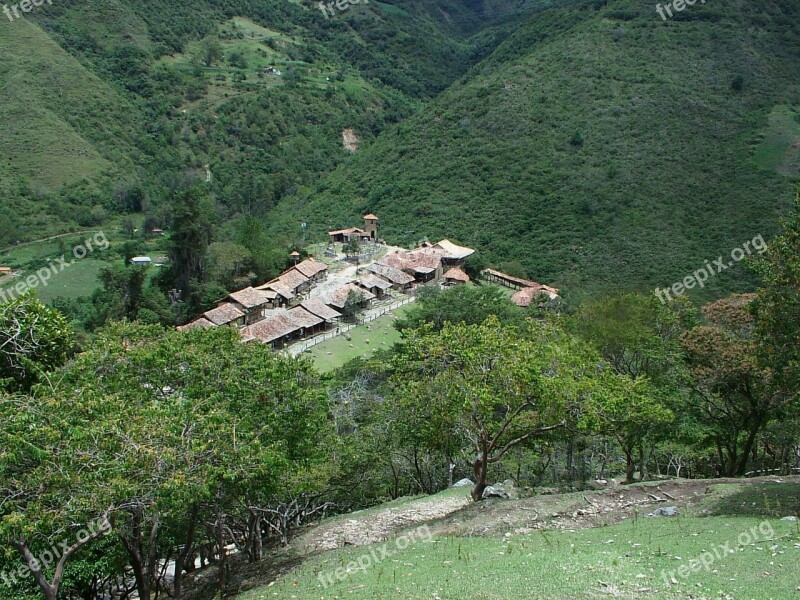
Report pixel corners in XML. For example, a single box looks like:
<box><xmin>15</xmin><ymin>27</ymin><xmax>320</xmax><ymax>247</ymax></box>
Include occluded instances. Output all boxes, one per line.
<box><xmin>0</xmin><ymin>232</ymin><xmax>110</xmax><ymax>303</ymax></box>
<box><xmin>3</xmin><ymin>0</ymin><xmax>53</xmax><ymax>22</ymax></box>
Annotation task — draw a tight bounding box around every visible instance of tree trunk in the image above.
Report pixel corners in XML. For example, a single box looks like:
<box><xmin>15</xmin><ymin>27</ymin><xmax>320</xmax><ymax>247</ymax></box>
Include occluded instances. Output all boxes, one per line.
<box><xmin>173</xmin><ymin>506</ymin><xmax>199</xmax><ymax>600</ymax></box>
<box><xmin>216</xmin><ymin>508</ymin><xmax>226</xmax><ymax>594</ymax></box>
<box><xmin>471</xmin><ymin>453</ymin><xmax>489</xmax><ymax>501</ymax></box>
<box><xmin>637</xmin><ymin>445</ymin><xmax>647</xmax><ymax>481</ymax></box>
<box><xmin>735</xmin><ymin>415</ymin><xmax>765</xmax><ymax>476</ymax></box>
<box><xmin>624</xmin><ymin>448</ymin><xmax>636</xmax><ymax>484</ymax></box>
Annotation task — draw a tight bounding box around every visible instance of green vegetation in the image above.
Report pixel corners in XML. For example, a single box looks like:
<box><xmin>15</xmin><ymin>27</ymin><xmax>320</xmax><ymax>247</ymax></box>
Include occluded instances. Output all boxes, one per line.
<box><xmin>281</xmin><ymin>0</ymin><xmax>800</xmax><ymax>301</ymax></box>
<box><xmin>238</xmin><ymin>512</ymin><xmax>799</xmax><ymax>599</ymax></box>
<box><xmin>2</xmin><ymin>1</ymin><xmax>800</xmax><ymax>599</ymax></box>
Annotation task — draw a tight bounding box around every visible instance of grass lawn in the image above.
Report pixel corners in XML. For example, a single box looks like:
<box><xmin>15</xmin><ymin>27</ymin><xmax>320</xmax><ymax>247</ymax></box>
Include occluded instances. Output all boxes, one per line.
<box><xmin>237</xmin><ymin>512</ymin><xmax>800</xmax><ymax>600</ymax></box>
<box><xmin>307</xmin><ymin>304</ymin><xmax>412</xmax><ymax>373</ymax></box>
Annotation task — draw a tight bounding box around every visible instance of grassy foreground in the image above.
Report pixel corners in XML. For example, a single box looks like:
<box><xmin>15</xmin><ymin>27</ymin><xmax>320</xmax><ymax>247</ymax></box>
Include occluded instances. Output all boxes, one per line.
<box><xmin>237</xmin><ymin>483</ymin><xmax>800</xmax><ymax>600</ymax></box>
<box><xmin>238</xmin><ymin>518</ymin><xmax>799</xmax><ymax>599</ymax></box>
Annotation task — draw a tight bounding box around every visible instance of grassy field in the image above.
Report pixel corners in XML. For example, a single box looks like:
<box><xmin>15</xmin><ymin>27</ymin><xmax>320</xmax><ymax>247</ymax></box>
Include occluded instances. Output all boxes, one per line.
<box><xmin>237</xmin><ymin>482</ymin><xmax>800</xmax><ymax>600</ymax></box>
<box><xmin>306</xmin><ymin>304</ymin><xmax>412</xmax><ymax>372</ymax></box>
<box><xmin>0</xmin><ymin>223</ymin><xmax>167</xmax><ymax>303</ymax></box>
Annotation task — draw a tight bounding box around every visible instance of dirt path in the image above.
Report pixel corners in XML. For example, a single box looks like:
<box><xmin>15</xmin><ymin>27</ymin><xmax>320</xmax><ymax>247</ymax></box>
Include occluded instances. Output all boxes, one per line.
<box><xmin>295</xmin><ymin>492</ymin><xmax>471</xmax><ymax>553</ymax></box>
<box><xmin>294</xmin><ymin>475</ymin><xmax>800</xmax><ymax>555</ymax></box>
<box><xmin>1</xmin><ymin>230</ymin><xmax>104</xmax><ymax>255</ymax></box>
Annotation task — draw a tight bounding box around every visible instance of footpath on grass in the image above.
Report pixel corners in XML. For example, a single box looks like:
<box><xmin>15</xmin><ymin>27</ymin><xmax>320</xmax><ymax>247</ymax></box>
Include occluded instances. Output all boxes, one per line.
<box><xmin>218</xmin><ymin>476</ymin><xmax>800</xmax><ymax>599</ymax></box>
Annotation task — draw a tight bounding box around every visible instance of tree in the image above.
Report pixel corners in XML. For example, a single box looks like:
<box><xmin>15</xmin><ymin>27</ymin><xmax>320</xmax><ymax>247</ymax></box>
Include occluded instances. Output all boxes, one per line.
<box><xmin>0</xmin><ymin>293</ymin><xmax>73</xmax><ymax>392</ymax></box>
<box><xmin>752</xmin><ymin>191</ymin><xmax>800</xmax><ymax>393</ymax></box>
<box><xmin>167</xmin><ymin>186</ymin><xmax>215</xmax><ymax>301</ymax></box>
<box><xmin>573</xmin><ymin>293</ymin><xmax>693</xmax><ymax>481</ymax></box>
<box><xmin>680</xmin><ymin>295</ymin><xmax>788</xmax><ymax>476</ymax></box>
<box><xmin>390</xmin><ymin>317</ymin><xmax>612</xmax><ymax>501</ymax></box>
<box><xmin>341</xmin><ymin>289</ymin><xmax>362</xmax><ymax>323</ymax></box>
<box><xmin>201</xmin><ymin>39</ymin><xmax>223</xmax><ymax>67</ymax></box>
<box><xmin>0</xmin><ymin>324</ymin><xmax>331</xmax><ymax>600</ymax></box>
<box><xmin>344</xmin><ymin>237</ymin><xmax>361</xmax><ymax>259</ymax></box>
<box><xmin>395</xmin><ymin>284</ymin><xmax>523</xmax><ymax>333</ymax></box>
<box><xmin>583</xmin><ymin>374</ymin><xmax>674</xmax><ymax>483</ymax></box>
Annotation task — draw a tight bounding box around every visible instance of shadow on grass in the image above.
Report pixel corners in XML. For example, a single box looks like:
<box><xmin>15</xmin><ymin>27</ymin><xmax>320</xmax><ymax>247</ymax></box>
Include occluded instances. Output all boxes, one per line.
<box><xmin>708</xmin><ymin>482</ymin><xmax>800</xmax><ymax>517</ymax></box>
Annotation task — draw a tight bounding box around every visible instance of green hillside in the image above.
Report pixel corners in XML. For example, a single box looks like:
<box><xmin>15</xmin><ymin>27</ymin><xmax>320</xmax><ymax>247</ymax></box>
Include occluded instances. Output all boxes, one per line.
<box><xmin>0</xmin><ymin>16</ymin><xmax>143</xmax><ymax>242</ymax></box>
<box><xmin>0</xmin><ymin>0</ymin><xmax>520</xmax><ymax>248</ymax></box>
<box><xmin>278</xmin><ymin>0</ymin><xmax>800</xmax><ymax>301</ymax></box>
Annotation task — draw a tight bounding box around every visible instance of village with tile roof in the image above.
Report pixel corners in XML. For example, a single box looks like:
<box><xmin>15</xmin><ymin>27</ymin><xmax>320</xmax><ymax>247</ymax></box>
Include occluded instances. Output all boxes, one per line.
<box><xmin>178</xmin><ymin>214</ymin><xmax>559</xmax><ymax>351</ymax></box>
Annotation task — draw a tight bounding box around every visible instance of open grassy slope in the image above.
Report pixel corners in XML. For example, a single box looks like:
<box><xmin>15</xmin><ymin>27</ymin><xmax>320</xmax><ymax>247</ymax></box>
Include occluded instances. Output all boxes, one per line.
<box><xmin>0</xmin><ymin>16</ymin><xmax>142</xmax><ymax>208</ymax></box>
<box><xmin>234</xmin><ymin>478</ymin><xmax>800</xmax><ymax>599</ymax></box>
<box><xmin>278</xmin><ymin>0</ymin><xmax>800</xmax><ymax>301</ymax></box>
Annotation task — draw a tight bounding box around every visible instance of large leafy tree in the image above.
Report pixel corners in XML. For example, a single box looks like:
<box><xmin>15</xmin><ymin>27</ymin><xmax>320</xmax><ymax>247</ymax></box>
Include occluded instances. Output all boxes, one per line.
<box><xmin>680</xmin><ymin>295</ymin><xmax>788</xmax><ymax>476</ymax></box>
<box><xmin>0</xmin><ymin>323</ymin><xmax>331</xmax><ymax>600</ymax></box>
<box><xmin>390</xmin><ymin>317</ymin><xmax>615</xmax><ymax>501</ymax></box>
<box><xmin>395</xmin><ymin>284</ymin><xmax>523</xmax><ymax>333</ymax></box>
<box><xmin>572</xmin><ymin>293</ymin><xmax>693</xmax><ymax>481</ymax></box>
<box><xmin>0</xmin><ymin>293</ymin><xmax>73</xmax><ymax>392</ymax></box>
<box><xmin>752</xmin><ymin>190</ymin><xmax>800</xmax><ymax>393</ymax></box>
<box><xmin>167</xmin><ymin>185</ymin><xmax>215</xmax><ymax>300</ymax></box>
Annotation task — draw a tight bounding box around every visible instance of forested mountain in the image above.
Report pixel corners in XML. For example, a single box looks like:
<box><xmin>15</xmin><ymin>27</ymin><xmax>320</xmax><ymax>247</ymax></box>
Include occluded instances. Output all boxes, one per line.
<box><xmin>0</xmin><ymin>0</ymin><xmax>526</xmax><ymax>243</ymax></box>
<box><xmin>282</xmin><ymin>0</ymin><xmax>800</xmax><ymax>300</ymax></box>
<box><xmin>1</xmin><ymin>0</ymin><xmax>798</xmax><ymax>298</ymax></box>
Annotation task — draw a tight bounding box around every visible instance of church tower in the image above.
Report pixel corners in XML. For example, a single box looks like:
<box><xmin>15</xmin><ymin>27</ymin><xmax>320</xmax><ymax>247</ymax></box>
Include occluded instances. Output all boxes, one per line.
<box><xmin>363</xmin><ymin>214</ymin><xmax>379</xmax><ymax>240</ymax></box>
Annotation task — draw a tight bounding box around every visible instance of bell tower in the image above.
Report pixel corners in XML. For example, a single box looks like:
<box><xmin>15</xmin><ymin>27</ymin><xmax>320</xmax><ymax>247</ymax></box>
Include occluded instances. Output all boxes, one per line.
<box><xmin>363</xmin><ymin>214</ymin><xmax>379</xmax><ymax>240</ymax></box>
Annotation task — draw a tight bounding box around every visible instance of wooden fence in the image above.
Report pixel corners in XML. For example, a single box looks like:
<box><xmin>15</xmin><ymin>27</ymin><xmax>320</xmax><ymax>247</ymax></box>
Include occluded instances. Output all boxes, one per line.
<box><xmin>287</xmin><ymin>296</ymin><xmax>414</xmax><ymax>355</ymax></box>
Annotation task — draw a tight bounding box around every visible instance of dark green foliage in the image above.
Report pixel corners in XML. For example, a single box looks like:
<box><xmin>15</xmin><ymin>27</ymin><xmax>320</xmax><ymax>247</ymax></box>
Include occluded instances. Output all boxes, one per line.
<box><xmin>395</xmin><ymin>284</ymin><xmax>524</xmax><ymax>332</ymax></box>
<box><xmin>0</xmin><ymin>294</ymin><xmax>73</xmax><ymax>391</ymax></box>
<box><xmin>279</xmin><ymin>0</ymin><xmax>800</xmax><ymax>301</ymax></box>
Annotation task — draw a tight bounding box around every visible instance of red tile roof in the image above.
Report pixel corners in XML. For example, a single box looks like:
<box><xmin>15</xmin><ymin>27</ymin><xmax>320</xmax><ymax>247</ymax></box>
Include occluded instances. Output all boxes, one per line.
<box><xmin>294</xmin><ymin>258</ymin><xmax>328</xmax><ymax>279</ymax></box>
<box><xmin>328</xmin><ymin>227</ymin><xmax>367</xmax><ymax>236</ymax></box>
<box><xmin>177</xmin><ymin>317</ymin><xmax>216</xmax><ymax>331</ymax></box>
<box><xmin>380</xmin><ymin>250</ymin><xmax>441</xmax><ymax>274</ymax></box>
<box><xmin>245</xmin><ymin>314</ymin><xmax>300</xmax><ymax>344</ymax></box>
<box><xmin>286</xmin><ymin>306</ymin><xmax>324</xmax><ymax>329</ymax></box>
<box><xmin>483</xmin><ymin>269</ymin><xmax>559</xmax><ymax>293</ymax></box>
<box><xmin>357</xmin><ymin>274</ymin><xmax>393</xmax><ymax>291</ymax></box>
<box><xmin>444</xmin><ymin>268</ymin><xmax>471</xmax><ymax>283</ymax></box>
<box><xmin>204</xmin><ymin>303</ymin><xmax>245</xmax><ymax>326</ymax></box>
<box><xmin>258</xmin><ymin>280</ymin><xmax>295</xmax><ymax>300</ymax></box>
<box><xmin>228</xmin><ymin>287</ymin><xmax>271</xmax><ymax>309</ymax></box>
<box><xmin>300</xmin><ymin>298</ymin><xmax>342</xmax><ymax>321</ymax></box>
<box><xmin>326</xmin><ymin>284</ymin><xmax>375</xmax><ymax>309</ymax></box>
<box><xmin>512</xmin><ymin>286</ymin><xmax>560</xmax><ymax>307</ymax></box>
<box><xmin>277</xmin><ymin>268</ymin><xmax>310</xmax><ymax>292</ymax></box>
<box><xmin>365</xmin><ymin>263</ymin><xmax>415</xmax><ymax>285</ymax></box>
<box><xmin>434</xmin><ymin>239</ymin><xmax>475</xmax><ymax>260</ymax></box>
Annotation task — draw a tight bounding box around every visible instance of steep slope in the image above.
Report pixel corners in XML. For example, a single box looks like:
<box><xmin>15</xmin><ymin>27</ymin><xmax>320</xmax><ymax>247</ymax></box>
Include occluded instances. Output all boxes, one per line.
<box><xmin>1</xmin><ymin>0</ymin><xmax>525</xmax><ymax>245</ymax></box>
<box><xmin>0</xmin><ymin>16</ymin><xmax>144</xmax><ymax>241</ymax></box>
<box><xmin>279</xmin><ymin>0</ymin><xmax>800</xmax><ymax>300</ymax></box>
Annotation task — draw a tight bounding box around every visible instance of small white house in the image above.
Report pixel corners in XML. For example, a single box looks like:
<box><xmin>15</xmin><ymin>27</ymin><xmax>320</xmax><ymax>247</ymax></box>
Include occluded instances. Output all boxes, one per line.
<box><xmin>131</xmin><ymin>257</ymin><xmax>152</xmax><ymax>265</ymax></box>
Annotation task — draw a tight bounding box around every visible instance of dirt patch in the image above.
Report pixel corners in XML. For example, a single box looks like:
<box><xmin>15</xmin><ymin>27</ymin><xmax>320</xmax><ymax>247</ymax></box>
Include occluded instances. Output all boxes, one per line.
<box><xmin>295</xmin><ymin>492</ymin><xmax>471</xmax><ymax>553</ymax></box>
<box><xmin>342</xmin><ymin>128</ymin><xmax>359</xmax><ymax>152</ymax></box>
<box><xmin>431</xmin><ymin>476</ymin><xmax>800</xmax><ymax>539</ymax></box>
